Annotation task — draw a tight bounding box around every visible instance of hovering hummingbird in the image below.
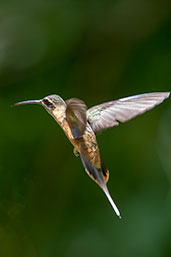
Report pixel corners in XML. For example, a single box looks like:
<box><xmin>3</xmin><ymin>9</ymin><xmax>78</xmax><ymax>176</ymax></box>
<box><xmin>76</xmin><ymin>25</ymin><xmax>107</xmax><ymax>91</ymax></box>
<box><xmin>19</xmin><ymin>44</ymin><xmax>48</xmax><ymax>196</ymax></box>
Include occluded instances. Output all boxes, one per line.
<box><xmin>14</xmin><ymin>92</ymin><xmax>170</xmax><ymax>218</ymax></box>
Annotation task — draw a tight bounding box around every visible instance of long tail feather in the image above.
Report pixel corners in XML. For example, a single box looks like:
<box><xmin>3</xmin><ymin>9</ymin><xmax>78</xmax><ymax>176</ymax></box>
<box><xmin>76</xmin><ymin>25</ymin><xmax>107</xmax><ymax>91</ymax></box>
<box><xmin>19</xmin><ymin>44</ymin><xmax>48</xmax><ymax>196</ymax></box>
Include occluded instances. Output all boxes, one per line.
<box><xmin>102</xmin><ymin>184</ymin><xmax>121</xmax><ymax>218</ymax></box>
<box><xmin>80</xmin><ymin>154</ymin><xmax>121</xmax><ymax>218</ymax></box>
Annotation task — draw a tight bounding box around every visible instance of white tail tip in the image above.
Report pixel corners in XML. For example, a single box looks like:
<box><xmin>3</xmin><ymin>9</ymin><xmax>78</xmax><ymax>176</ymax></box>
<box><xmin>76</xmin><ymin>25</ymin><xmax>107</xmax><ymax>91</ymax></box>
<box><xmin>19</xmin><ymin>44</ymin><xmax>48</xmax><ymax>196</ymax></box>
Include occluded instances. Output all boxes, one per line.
<box><xmin>102</xmin><ymin>186</ymin><xmax>121</xmax><ymax>218</ymax></box>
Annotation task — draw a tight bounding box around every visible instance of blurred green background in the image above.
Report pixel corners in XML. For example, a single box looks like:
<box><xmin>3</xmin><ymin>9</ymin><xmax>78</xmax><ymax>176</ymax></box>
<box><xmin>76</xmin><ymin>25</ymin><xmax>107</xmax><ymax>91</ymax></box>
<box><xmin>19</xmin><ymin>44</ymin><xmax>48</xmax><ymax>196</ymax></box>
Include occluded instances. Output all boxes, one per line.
<box><xmin>0</xmin><ymin>0</ymin><xmax>171</xmax><ymax>256</ymax></box>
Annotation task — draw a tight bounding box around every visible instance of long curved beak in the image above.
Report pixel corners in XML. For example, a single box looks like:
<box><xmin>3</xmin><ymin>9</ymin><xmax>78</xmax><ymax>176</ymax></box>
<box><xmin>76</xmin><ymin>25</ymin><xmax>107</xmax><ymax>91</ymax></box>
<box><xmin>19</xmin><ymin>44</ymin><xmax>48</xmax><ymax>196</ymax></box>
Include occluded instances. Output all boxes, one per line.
<box><xmin>13</xmin><ymin>99</ymin><xmax>42</xmax><ymax>106</ymax></box>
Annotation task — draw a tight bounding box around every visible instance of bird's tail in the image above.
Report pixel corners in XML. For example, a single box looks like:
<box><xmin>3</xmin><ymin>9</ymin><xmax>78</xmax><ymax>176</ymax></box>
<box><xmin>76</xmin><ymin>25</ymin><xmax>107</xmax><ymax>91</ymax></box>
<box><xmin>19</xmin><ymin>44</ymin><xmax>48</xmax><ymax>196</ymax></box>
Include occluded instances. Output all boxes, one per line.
<box><xmin>102</xmin><ymin>183</ymin><xmax>121</xmax><ymax>218</ymax></box>
<box><xmin>80</xmin><ymin>154</ymin><xmax>121</xmax><ymax>218</ymax></box>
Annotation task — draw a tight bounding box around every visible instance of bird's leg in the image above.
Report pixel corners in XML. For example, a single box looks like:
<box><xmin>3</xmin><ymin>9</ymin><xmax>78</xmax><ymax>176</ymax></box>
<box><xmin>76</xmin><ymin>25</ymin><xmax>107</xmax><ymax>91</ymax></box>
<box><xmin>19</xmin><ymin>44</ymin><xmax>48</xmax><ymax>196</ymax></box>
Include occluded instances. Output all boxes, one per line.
<box><xmin>73</xmin><ymin>147</ymin><xmax>79</xmax><ymax>157</ymax></box>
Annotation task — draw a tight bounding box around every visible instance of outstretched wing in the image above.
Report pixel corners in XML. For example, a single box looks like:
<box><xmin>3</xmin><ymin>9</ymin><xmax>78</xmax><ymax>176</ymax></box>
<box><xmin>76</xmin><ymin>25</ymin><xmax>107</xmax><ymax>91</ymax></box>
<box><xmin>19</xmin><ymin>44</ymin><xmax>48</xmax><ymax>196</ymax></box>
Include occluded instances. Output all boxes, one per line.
<box><xmin>87</xmin><ymin>92</ymin><xmax>170</xmax><ymax>133</ymax></box>
<box><xmin>66</xmin><ymin>98</ymin><xmax>87</xmax><ymax>139</ymax></box>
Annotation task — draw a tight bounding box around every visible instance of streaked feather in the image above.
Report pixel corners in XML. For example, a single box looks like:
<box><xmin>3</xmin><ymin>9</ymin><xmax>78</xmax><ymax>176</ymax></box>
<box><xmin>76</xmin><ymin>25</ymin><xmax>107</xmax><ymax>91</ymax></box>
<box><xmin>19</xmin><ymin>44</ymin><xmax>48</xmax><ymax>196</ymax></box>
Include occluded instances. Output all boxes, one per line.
<box><xmin>87</xmin><ymin>92</ymin><xmax>170</xmax><ymax>133</ymax></box>
<box><xmin>66</xmin><ymin>98</ymin><xmax>87</xmax><ymax>139</ymax></box>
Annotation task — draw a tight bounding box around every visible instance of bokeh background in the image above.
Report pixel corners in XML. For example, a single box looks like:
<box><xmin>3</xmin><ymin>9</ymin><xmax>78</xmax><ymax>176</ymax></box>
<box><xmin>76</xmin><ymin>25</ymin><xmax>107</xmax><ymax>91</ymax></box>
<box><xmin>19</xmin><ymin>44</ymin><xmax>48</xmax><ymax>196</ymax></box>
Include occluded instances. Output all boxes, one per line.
<box><xmin>0</xmin><ymin>0</ymin><xmax>171</xmax><ymax>256</ymax></box>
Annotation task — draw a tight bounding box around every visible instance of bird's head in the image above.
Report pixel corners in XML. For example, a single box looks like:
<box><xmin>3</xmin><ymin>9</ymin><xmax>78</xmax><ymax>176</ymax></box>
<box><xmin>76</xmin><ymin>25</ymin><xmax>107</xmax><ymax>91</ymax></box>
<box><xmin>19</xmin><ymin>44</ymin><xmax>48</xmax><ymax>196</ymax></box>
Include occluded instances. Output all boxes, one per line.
<box><xmin>41</xmin><ymin>95</ymin><xmax>66</xmax><ymax>114</ymax></box>
<box><xmin>13</xmin><ymin>94</ymin><xmax>66</xmax><ymax>116</ymax></box>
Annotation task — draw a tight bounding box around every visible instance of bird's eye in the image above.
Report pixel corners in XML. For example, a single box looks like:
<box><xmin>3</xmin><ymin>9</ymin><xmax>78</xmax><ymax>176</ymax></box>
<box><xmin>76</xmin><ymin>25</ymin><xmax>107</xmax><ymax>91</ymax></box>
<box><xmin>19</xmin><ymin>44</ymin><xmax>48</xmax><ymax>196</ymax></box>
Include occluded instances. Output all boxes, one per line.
<box><xmin>42</xmin><ymin>99</ymin><xmax>55</xmax><ymax>109</ymax></box>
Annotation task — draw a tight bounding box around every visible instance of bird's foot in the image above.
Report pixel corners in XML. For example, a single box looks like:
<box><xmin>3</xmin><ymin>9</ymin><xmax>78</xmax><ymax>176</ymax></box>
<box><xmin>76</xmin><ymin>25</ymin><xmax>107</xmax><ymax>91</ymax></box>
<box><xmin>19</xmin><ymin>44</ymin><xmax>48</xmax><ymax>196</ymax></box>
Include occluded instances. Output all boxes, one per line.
<box><xmin>73</xmin><ymin>148</ymin><xmax>79</xmax><ymax>157</ymax></box>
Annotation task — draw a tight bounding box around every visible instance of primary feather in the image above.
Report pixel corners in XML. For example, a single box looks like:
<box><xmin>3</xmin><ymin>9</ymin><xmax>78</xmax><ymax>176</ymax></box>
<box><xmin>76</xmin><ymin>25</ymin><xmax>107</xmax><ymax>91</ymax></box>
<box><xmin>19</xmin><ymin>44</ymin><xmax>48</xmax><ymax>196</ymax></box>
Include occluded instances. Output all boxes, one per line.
<box><xmin>87</xmin><ymin>92</ymin><xmax>170</xmax><ymax>133</ymax></box>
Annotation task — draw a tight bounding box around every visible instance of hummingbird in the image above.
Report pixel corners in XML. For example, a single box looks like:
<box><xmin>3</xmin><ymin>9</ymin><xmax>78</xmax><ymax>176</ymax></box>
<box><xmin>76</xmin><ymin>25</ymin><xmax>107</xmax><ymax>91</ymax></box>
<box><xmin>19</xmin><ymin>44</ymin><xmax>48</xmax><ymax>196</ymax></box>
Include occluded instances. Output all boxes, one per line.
<box><xmin>14</xmin><ymin>92</ymin><xmax>170</xmax><ymax>218</ymax></box>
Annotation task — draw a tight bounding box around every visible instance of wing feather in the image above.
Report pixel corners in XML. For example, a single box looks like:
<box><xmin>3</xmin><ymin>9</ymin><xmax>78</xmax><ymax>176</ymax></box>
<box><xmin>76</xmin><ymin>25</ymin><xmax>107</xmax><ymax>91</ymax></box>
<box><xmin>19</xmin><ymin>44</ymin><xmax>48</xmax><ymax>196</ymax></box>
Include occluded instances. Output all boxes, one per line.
<box><xmin>87</xmin><ymin>92</ymin><xmax>170</xmax><ymax>133</ymax></box>
<box><xmin>66</xmin><ymin>98</ymin><xmax>87</xmax><ymax>139</ymax></box>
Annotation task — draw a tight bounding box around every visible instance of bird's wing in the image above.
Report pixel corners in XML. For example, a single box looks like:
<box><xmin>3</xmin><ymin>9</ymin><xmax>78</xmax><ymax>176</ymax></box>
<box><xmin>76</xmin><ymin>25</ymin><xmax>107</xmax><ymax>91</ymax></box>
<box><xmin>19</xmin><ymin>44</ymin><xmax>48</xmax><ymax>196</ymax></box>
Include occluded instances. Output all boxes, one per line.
<box><xmin>66</xmin><ymin>98</ymin><xmax>87</xmax><ymax>139</ymax></box>
<box><xmin>87</xmin><ymin>92</ymin><xmax>170</xmax><ymax>133</ymax></box>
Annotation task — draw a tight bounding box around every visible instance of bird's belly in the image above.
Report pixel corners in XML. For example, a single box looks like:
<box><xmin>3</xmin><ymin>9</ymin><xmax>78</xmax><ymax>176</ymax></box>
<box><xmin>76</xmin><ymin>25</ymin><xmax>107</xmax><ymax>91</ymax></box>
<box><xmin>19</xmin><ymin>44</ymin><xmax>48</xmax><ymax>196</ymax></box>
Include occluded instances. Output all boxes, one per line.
<box><xmin>61</xmin><ymin>120</ymin><xmax>101</xmax><ymax>168</ymax></box>
<box><xmin>76</xmin><ymin>125</ymin><xmax>101</xmax><ymax>169</ymax></box>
